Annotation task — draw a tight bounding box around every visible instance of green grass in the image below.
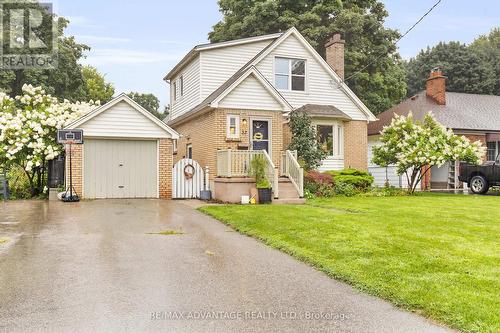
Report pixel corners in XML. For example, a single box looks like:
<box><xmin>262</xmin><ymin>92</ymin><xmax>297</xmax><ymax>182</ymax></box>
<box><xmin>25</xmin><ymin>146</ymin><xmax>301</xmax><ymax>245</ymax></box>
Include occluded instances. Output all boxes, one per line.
<box><xmin>199</xmin><ymin>193</ymin><xmax>500</xmax><ymax>333</ymax></box>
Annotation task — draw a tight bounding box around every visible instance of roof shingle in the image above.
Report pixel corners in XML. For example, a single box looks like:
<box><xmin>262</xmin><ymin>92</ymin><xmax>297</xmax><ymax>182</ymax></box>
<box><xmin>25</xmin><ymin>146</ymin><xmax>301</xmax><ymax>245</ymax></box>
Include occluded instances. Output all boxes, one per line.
<box><xmin>368</xmin><ymin>91</ymin><xmax>500</xmax><ymax>136</ymax></box>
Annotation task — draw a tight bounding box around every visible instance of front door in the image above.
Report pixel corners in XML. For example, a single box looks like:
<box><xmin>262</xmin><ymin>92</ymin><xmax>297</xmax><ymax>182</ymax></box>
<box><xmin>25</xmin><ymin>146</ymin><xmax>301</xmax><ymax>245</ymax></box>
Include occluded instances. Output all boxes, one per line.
<box><xmin>251</xmin><ymin>120</ymin><xmax>270</xmax><ymax>153</ymax></box>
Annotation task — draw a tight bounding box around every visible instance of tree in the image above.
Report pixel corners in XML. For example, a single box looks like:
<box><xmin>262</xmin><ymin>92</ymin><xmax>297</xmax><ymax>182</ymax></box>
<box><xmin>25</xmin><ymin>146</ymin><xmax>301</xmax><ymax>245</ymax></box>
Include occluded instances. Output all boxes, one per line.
<box><xmin>0</xmin><ymin>2</ymin><xmax>90</xmax><ymax>101</ymax></box>
<box><xmin>0</xmin><ymin>85</ymin><xmax>97</xmax><ymax>196</ymax></box>
<box><xmin>405</xmin><ymin>34</ymin><xmax>499</xmax><ymax>97</ymax></box>
<box><xmin>288</xmin><ymin>110</ymin><xmax>325</xmax><ymax>170</ymax></box>
<box><xmin>471</xmin><ymin>28</ymin><xmax>500</xmax><ymax>95</ymax></box>
<box><xmin>79</xmin><ymin>66</ymin><xmax>115</xmax><ymax>104</ymax></box>
<box><xmin>127</xmin><ymin>92</ymin><xmax>164</xmax><ymax>119</ymax></box>
<box><xmin>372</xmin><ymin>113</ymin><xmax>485</xmax><ymax>193</ymax></box>
<box><xmin>209</xmin><ymin>0</ymin><xmax>407</xmax><ymax>114</ymax></box>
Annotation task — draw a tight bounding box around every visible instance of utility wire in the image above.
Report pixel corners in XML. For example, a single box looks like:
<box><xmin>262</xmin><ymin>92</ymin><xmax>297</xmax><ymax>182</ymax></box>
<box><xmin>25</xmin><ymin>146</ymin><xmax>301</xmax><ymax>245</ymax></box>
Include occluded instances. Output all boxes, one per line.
<box><xmin>340</xmin><ymin>0</ymin><xmax>443</xmax><ymax>85</ymax></box>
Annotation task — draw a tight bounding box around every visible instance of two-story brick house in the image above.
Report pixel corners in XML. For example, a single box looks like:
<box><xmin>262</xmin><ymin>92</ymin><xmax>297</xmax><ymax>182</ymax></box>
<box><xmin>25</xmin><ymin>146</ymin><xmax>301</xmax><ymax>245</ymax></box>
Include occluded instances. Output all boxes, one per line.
<box><xmin>164</xmin><ymin>27</ymin><xmax>376</xmax><ymax>201</ymax></box>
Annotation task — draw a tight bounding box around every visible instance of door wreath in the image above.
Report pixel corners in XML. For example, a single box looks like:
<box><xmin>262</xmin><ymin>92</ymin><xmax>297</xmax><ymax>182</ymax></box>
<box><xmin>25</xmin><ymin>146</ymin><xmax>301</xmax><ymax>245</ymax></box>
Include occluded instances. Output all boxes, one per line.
<box><xmin>184</xmin><ymin>164</ymin><xmax>195</xmax><ymax>179</ymax></box>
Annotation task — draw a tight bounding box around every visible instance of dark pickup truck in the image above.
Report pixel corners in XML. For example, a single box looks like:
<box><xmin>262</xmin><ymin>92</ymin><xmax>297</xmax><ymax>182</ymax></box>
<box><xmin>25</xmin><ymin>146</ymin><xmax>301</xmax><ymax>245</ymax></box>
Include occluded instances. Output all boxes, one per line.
<box><xmin>459</xmin><ymin>153</ymin><xmax>500</xmax><ymax>194</ymax></box>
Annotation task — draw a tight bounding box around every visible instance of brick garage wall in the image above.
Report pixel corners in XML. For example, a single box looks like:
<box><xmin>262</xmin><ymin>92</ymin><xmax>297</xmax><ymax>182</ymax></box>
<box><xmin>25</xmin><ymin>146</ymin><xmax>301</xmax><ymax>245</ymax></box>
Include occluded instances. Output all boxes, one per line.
<box><xmin>172</xmin><ymin>108</ymin><xmax>285</xmax><ymax>179</ymax></box>
<box><xmin>65</xmin><ymin>144</ymin><xmax>83</xmax><ymax>196</ymax></box>
<box><xmin>344</xmin><ymin>120</ymin><xmax>368</xmax><ymax>170</ymax></box>
<box><xmin>158</xmin><ymin>138</ymin><xmax>173</xmax><ymax>199</ymax></box>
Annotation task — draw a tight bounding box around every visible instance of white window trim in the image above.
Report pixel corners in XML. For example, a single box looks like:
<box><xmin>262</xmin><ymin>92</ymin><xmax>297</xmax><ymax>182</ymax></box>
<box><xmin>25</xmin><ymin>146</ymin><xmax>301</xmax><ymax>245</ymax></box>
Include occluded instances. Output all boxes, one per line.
<box><xmin>179</xmin><ymin>75</ymin><xmax>184</xmax><ymax>97</ymax></box>
<box><xmin>315</xmin><ymin>121</ymin><xmax>344</xmax><ymax>158</ymax></box>
<box><xmin>274</xmin><ymin>56</ymin><xmax>307</xmax><ymax>92</ymax></box>
<box><xmin>226</xmin><ymin>114</ymin><xmax>240</xmax><ymax>139</ymax></box>
<box><xmin>172</xmin><ymin>81</ymin><xmax>177</xmax><ymax>103</ymax></box>
<box><xmin>172</xmin><ymin>139</ymin><xmax>178</xmax><ymax>153</ymax></box>
<box><xmin>186</xmin><ymin>144</ymin><xmax>193</xmax><ymax>159</ymax></box>
<box><xmin>486</xmin><ymin>141</ymin><xmax>500</xmax><ymax>161</ymax></box>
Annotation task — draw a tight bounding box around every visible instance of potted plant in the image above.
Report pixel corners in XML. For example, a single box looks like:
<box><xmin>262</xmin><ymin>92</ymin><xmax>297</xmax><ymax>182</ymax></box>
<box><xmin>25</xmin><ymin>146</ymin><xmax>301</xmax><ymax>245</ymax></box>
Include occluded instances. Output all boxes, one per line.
<box><xmin>249</xmin><ymin>155</ymin><xmax>272</xmax><ymax>204</ymax></box>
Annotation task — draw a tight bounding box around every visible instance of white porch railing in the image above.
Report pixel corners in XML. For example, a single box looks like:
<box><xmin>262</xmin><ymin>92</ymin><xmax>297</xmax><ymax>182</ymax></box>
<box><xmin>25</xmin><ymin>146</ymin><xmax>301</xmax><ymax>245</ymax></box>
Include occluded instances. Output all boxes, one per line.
<box><xmin>216</xmin><ymin>149</ymin><xmax>279</xmax><ymax>198</ymax></box>
<box><xmin>280</xmin><ymin>150</ymin><xmax>304</xmax><ymax>197</ymax></box>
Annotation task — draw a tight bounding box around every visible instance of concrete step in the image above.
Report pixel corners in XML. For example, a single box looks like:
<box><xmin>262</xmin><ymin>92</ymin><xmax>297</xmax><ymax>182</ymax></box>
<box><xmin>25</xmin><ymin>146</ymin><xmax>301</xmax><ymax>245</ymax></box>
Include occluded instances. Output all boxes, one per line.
<box><xmin>272</xmin><ymin>198</ymin><xmax>306</xmax><ymax>205</ymax></box>
<box><xmin>279</xmin><ymin>192</ymin><xmax>300</xmax><ymax>199</ymax></box>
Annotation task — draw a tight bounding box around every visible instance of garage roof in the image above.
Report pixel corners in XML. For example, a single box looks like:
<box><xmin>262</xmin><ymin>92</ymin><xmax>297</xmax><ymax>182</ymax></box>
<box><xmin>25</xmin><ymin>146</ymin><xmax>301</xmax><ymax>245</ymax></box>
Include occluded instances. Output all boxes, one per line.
<box><xmin>66</xmin><ymin>94</ymin><xmax>180</xmax><ymax>139</ymax></box>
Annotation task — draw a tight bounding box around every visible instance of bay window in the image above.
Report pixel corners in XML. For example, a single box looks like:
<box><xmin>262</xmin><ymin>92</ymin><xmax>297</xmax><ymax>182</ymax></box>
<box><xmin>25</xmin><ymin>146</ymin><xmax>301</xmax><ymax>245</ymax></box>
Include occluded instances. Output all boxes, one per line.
<box><xmin>316</xmin><ymin>123</ymin><xmax>344</xmax><ymax>157</ymax></box>
<box><xmin>275</xmin><ymin>57</ymin><xmax>306</xmax><ymax>91</ymax></box>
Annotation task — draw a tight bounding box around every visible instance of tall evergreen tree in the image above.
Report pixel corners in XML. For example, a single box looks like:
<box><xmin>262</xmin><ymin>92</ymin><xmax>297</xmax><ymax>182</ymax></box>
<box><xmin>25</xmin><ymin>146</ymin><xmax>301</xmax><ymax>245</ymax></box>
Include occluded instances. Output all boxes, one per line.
<box><xmin>209</xmin><ymin>0</ymin><xmax>407</xmax><ymax>115</ymax></box>
<box><xmin>404</xmin><ymin>29</ymin><xmax>499</xmax><ymax>97</ymax></box>
<box><xmin>471</xmin><ymin>28</ymin><xmax>500</xmax><ymax>95</ymax></box>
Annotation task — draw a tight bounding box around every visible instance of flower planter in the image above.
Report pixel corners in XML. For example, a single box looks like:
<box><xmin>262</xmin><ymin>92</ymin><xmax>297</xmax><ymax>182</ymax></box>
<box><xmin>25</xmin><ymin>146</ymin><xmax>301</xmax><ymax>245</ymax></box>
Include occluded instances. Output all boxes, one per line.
<box><xmin>257</xmin><ymin>188</ymin><xmax>272</xmax><ymax>204</ymax></box>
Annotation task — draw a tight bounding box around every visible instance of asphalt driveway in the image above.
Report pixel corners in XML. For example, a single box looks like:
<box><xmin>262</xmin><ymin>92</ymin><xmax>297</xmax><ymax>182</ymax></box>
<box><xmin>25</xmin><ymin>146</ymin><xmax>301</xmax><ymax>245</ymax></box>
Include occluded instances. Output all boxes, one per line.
<box><xmin>0</xmin><ymin>200</ymin><xmax>452</xmax><ymax>333</ymax></box>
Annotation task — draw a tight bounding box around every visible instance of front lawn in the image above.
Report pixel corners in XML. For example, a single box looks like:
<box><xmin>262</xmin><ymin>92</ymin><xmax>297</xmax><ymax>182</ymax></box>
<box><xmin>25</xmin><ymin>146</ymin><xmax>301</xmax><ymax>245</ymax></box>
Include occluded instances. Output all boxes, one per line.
<box><xmin>199</xmin><ymin>194</ymin><xmax>500</xmax><ymax>333</ymax></box>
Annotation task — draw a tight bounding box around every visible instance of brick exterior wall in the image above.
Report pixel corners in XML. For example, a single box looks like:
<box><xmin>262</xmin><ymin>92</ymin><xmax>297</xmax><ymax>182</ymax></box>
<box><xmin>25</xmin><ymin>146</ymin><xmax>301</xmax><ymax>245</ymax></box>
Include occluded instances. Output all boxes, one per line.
<box><xmin>282</xmin><ymin>122</ymin><xmax>292</xmax><ymax>150</ymax></box>
<box><xmin>159</xmin><ymin>139</ymin><xmax>173</xmax><ymax>199</ymax></box>
<box><xmin>344</xmin><ymin>120</ymin><xmax>368</xmax><ymax>170</ymax></box>
<box><xmin>65</xmin><ymin>144</ymin><xmax>83</xmax><ymax>196</ymax></box>
<box><xmin>172</xmin><ymin>108</ymin><xmax>285</xmax><ymax>179</ymax></box>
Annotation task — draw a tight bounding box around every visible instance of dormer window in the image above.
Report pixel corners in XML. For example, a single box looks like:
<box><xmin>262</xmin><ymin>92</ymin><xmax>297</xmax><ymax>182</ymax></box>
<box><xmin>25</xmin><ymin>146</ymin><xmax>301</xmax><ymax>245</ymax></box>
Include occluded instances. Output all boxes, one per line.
<box><xmin>275</xmin><ymin>57</ymin><xmax>306</xmax><ymax>91</ymax></box>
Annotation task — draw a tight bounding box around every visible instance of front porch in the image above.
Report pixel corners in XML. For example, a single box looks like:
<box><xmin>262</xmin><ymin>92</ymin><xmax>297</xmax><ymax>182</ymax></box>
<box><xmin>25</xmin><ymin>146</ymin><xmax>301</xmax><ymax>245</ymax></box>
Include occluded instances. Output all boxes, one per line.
<box><xmin>214</xmin><ymin>149</ymin><xmax>304</xmax><ymax>203</ymax></box>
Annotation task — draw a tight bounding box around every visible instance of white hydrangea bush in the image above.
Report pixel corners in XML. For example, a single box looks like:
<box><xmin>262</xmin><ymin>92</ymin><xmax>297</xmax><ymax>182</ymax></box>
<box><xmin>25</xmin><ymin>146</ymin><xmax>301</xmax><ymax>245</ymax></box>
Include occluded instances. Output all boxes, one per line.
<box><xmin>372</xmin><ymin>112</ymin><xmax>485</xmax><ymax>193</ymax></box>
<box><xmin>0</xmin><ymin>84</ymin><xmax>98</xmax><ymax>194</ymax></box>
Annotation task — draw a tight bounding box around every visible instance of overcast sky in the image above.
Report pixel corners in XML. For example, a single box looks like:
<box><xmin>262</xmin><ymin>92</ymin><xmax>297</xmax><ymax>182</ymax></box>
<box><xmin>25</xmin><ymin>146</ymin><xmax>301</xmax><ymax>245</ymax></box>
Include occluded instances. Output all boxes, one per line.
<box><xmin>57</xmin><ymin>0</ymin><xmax>499</xmax><ymax>108</ymax></box>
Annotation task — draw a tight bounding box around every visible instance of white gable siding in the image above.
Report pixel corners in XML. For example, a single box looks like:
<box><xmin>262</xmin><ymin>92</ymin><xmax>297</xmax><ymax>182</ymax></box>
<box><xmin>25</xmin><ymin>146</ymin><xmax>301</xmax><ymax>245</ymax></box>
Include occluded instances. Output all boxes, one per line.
<box><xmin>170</xmin><ymin>55</ymin><xmax>200</xmax><ymax>120</ymax></box>
<box><xmin>200</xmin><ymin>40</ymin><xmax>272</xmax><ymax>100</ymax></box>
<box><xmin>256</xmin><ymin>34</ymin><xmax>367</xmax><ymax>121</ymax></box>
<box><xmin>317</xmin><ymin>157</ymin><xmax>344</xmax><ymax>172</ymax></box>
<box><xmin>219</xmin><ymin>74</ymin><xmax>283</xmax><ymax>110</ymax></box>
<box><xmin>81</xmin><ymin>101</ymin><xmax>171</xmax><ymax>138</ymax></box>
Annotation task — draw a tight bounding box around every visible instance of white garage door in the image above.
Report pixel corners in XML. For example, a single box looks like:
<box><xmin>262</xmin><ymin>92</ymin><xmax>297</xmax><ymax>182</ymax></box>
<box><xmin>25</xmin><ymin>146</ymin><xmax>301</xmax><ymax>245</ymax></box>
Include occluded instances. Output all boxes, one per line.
<box><xmin>84</xmin><ymin>139</ymin><xmax>158</xmax><ymax>198</ymax></box>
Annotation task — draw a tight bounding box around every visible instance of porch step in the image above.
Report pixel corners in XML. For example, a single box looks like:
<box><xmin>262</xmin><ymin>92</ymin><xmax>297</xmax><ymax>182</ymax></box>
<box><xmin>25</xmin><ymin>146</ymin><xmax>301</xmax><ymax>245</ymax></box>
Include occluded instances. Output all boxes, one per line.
<box><xmin>272</xmin><ymin>198</ymin><xmax>306</xmax><ymax>205</ymax></box>
<box><xmin>278</xmin><ymin>180</ymin><xmax>301</xmax><ymax>199</ymax></box>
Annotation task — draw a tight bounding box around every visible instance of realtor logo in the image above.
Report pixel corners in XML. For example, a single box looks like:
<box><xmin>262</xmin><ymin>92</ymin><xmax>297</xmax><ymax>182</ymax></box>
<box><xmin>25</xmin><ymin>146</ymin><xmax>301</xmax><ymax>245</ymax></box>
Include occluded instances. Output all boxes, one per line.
<box><xmin>0</xmin><ymin>1</ymin><xmax>57</xmax><ymax>69</ymax></box>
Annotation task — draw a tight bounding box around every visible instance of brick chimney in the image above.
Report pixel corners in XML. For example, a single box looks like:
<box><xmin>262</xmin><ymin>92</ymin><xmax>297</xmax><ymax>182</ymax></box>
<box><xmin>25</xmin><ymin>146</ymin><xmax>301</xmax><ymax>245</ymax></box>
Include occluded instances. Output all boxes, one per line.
<box><xmin>426</xmin><ymin>68</ymin><xmax>447</xmax><ymax>105</ymax></box>
<box><xmin>325</xmin><ymin>33</ymin><xmax>345</xmax><ymax>80</ymax></box>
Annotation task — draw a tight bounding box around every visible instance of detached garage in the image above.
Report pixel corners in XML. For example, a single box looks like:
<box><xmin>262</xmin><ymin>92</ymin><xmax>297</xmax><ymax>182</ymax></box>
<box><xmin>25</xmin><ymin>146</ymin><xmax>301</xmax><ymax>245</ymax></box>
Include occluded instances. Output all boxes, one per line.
<box><xmin>65</xmin><ymin>94</ymin><xmax>179</xmax><ymax>199</ymax></box>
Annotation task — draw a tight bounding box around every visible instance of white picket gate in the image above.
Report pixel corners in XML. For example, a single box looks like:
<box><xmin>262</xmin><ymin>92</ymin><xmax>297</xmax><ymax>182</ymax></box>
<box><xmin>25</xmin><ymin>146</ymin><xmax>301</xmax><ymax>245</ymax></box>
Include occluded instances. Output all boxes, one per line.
<box><xmin>172</xmin><ymin>158</ymin><xmax>205</xmax><ymax>199</ymax></box>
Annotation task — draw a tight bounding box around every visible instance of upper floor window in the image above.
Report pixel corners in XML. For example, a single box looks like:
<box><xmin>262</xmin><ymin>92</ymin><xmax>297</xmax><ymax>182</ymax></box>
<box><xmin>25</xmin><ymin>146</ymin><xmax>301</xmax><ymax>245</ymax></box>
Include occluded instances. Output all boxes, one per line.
<box><xmin>179</xmin><ymin>76</ymin><xmax>184</xmax><ymax>97</ymax></box>
<box><xmin>275</xmin><ymin>57</ymin><xmax>306</xmax><ymax>91</ymax></box>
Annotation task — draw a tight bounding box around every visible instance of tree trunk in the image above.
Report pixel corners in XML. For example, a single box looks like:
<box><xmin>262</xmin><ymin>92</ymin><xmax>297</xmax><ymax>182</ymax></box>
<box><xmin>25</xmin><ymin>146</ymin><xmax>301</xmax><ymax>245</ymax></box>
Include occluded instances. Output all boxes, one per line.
<box><xmin>13</xmin><ymin>70</ymin><xmax>25</xmax><ymax>97</ymax></box>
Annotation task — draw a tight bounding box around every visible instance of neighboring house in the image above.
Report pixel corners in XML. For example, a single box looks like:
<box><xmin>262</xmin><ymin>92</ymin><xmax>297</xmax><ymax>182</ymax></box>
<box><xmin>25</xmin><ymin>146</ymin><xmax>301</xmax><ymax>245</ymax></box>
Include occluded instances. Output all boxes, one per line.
<box><xmin>368</xmin><ymin>69</ymin><xmax>500</xmax><ymax>189</ymax></box>
<box><xmin>164</xmin><ymin>27</ymin><xmax>376</xmax><ymax>201</ymax></box>
<box><xmin>64</xmin><ymin>94</ymin><xmax>179</xmax><ymax>199</ymax></box>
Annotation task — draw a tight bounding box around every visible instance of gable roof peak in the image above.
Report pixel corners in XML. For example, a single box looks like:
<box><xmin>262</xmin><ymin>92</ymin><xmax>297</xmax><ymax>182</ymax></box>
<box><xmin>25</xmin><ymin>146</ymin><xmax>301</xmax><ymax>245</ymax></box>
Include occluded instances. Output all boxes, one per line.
<box><xmin>66</xmin><ymin>93</ymin><xmax>179</xmax><ymax>139</ymax></box>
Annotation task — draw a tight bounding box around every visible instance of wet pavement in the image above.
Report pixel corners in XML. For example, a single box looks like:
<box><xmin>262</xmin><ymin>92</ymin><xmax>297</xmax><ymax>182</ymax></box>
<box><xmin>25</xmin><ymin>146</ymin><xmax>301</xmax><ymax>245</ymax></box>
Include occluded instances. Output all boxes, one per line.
<box><xmin>0</xmin><ymin>200</ymin><xmax>452</xmax><ymax>332</ymax></box>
